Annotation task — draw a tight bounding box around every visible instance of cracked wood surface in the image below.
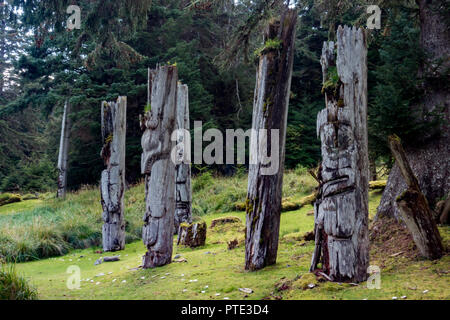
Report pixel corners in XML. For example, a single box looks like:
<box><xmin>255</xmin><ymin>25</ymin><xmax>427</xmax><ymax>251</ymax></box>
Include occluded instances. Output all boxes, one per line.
<box><xmin>245</xmin><ymin>10</ymin><xmax>297</xmax><ymax>271</ymax></box>
<box><xmin>100</xmin><ymin>96</ymin><xmax>127</xmax><ymax>252</ymax></box>
<box><xmin>174</xmin><ymin>83</ymin><xmax>192</xmax><ymax>234</ymax></box>
<box><xmin>141</xmin><ymin>65</ymin><xmax>177</xmax><ymax>268</ymax></box>
<box><xmin>311</xmin><ymin>26</ymin><xmax>369</xmax><ymax>282</ymax></box>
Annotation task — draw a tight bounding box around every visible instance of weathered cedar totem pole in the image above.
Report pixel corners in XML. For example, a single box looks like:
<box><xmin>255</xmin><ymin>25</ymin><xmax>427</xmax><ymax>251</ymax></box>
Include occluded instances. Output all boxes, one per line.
<box><xmin>245</xmin><ymin>10</ymin><xmax>297</xmax><ymax>271</ymax></box>
<box><xmin>57</xmin><ymin>100</ymin><xmax>71</xmax><ymax>198</ymax></box>
<box><xmin>310</xmin><ymin>26</ymin><xmax>369</xmax><ymax>282</ymax></box>
<box><xmin>174</xmin><ymin>83</ymin><xmax>192</xmax><ymax>234</ymax></box>
<box><xmin>141</xmin><ymin>65</ymin><xmax>178</xmax><ymax>268</ymax></box>
<box><xmin>100</xmin><ymin>96</ymin><xmax>127</xmax><ymax>252</ymax></box>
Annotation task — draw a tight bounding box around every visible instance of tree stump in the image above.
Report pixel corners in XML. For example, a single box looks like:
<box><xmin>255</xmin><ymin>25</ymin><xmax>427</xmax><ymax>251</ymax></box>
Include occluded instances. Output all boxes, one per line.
<box><xmin>174</xmin><ymin>83</ymin><xmax>192</xmax><ymax>234</ymax></box>
<box><xmin>310</xmin><ymin>26</ymin><xmax>369</xmax><ymax>283</ymax></box>
<box><xmin>141</xmin><ymin>65</ymin><xmax>178</xmax><ymax>268</ymax></box>
<box><xmin>245</xmin><ymin>10</ymin><xmax>297</xmax><ymax>271</ymax></box>
<box><xmin>100</xmin><ymin>96</ymin><xmax>127</xmax><ymax>252</ymax></box>
<box><xmin>389</xmin><ymin>135</ymin><xmax>443</xmax><ymax>259</ymax></box>
<box><xmin>57</xmin><ymin>100</ymin><xmax>71</xmax><ymax>198</ymax></box>
<box><xmin>177</xmin><ymin>221</ymin><xmax>206</xmax><ymax>248</ymax></box>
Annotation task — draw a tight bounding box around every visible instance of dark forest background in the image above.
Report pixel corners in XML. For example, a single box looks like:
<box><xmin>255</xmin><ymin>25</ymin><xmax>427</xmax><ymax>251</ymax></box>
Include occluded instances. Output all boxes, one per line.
<box><xmin>0</xmin><ymin>0</ymin><xmax>435</xmax><ymax>192</ymax></box>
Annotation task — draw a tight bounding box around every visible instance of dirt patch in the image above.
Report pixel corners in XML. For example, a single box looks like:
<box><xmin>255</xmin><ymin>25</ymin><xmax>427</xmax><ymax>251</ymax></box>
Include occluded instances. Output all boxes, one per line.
<box><xmin>369</xmin><ymin>217</ymin><xmax>419</xmax><ymax>267</ymax></box>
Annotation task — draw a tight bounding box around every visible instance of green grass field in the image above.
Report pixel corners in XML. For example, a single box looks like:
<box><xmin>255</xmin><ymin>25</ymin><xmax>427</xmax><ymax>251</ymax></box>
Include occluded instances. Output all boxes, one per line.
<box><xmin>1</xmin><ymin>171</ymin><xmax>449</xmax><ymax>300</ymax></box>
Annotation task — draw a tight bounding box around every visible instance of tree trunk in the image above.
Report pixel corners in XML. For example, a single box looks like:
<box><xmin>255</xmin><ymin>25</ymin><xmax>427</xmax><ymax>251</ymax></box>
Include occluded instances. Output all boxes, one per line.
<box><xmin>100</xmin><ymin>96</ymin><xmax>127</xmax><ymax>252</ymax></box>
<box><xmin>377</xmin><ymin>0</ymin><xmax>450</xmax><ymax>220</ymax></box>
<box><xmin>174</xmin><ymin>83</ymin><xmax>192</xmax><ymax>234</ymax></box>
<box><xmin>388</xmin><ymin>135</ymin><xmax>443</xmax><ymax>259</ymax></box>
<box><xmin>57</xmin><ymin>100</ymin><xmax>71</xmax><ymax>198</ymax></box>
<box><xmin>245</xmin><ymin>9</ymin><xmax>297</xmax><ymax>271</ymax></box>
<box><xmin>141</xmin><ymin>65</ymin><xmax>178</xmax><ymax>268</ymax></box>
<box><xmin>310</xmin><ymin>26</ymin><xmax>369</xmax><ymax>283</ymax></box>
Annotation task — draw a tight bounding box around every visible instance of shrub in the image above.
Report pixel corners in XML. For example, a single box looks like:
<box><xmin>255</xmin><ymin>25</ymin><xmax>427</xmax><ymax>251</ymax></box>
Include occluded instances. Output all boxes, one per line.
<box><xmin>192</xmin><ymin>172</ymin><xmax>213</xmax><ymax>192</ymax></box>
<box><xmin>0</xmin><ymin>264</ymin><xmax>38</xmax><ymax>300</ymax></box>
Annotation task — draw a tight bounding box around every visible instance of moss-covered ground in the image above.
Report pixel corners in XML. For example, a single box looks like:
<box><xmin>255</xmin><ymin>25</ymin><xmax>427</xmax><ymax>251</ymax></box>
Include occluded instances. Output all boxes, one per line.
<box><xmin>1</xmin><ymin>171</ymin><xmax>448</xmax><ymax>300</ymax></box>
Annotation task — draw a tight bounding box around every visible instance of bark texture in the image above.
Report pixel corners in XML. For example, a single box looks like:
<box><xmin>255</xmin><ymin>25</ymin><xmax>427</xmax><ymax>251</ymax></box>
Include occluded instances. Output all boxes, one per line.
<box><xmin>177</xmin><ymin>221</ymin><xmax>206</xmax><ymax>248</ymax></box>
<box><xmin>57</xmin><ymin>100</ymin><xmax>71</xmax><ymax>198</ymax></box>
<box><xmin>377</xmin><ymin>0</ymin><xmax>450</xmax><ymax>220</ymax></box>
<box><xmin>100</xmin><ymin>96</ymin><xmax>127</xmax><ymax>252</ymax></box>
<box><xmin>389</xmin><ymin>135</ymin><xmax>443</xmax><ymax>259</ymax></box>
<box><xmin>310</xmin><ymin>26</ymin><xmax>369</xmax><ymax>283</ymax></box>
<box><xmin>174</xmin><ymin>83</ymin><xmax>192</xmax><ymax>234</ymax></box>
<box><xmin>245</xmin><ymin>10</ymin><xmax>297</xmax><ymax>271</ymax></box>
<box><xmin>141</xmin><ymin>65</ymin><xmax>178</xmax><ymax>268</ymax></box>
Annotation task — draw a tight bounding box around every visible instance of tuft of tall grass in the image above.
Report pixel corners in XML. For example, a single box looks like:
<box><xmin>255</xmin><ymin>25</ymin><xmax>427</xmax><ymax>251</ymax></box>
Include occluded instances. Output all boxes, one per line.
<box><xmin>0</xmin><ymin>169</ymin><xmax>317</xmax><ymax>262</ymax></box>
<box><xmin>0</xmin><ymin>263</ymin><xmax>38</xmax><ymax>300</ymax></box>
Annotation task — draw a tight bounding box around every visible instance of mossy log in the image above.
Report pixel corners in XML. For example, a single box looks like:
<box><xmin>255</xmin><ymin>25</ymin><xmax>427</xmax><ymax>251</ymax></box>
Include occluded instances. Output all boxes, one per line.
<box><xmin>311</xmin><ymin>26</ymin><xmax>369</xmax><ymax>283</ymax></box>
<box><xmin>174</xmin><ymin>83</ymin><xmax>192</xmax><ymax>234</ymax></box>
<box><xmin>100</xmin><ymin>96</ymin><xmax>127</xmax><ymax>252</ymax></box>
<box><xmin>141</xmin><ymin>65</ymin><xmax>178</xmax><ymax>268</ymax></box>
<box><xmin>245</xmin><ymin>10</ymin><xmax>297</xmax><ymax>271</ymax></box>
<box><xmin>57</xmin><ymin>100</ymin><xmax>71</xmax><ymax>199</ymax></box>
<box><xmin>389</xmin><ymin>135</ymin><xmax>443</xmax><ymax>259</ymax></box>
<box><xmin>177</xmin><ymin>221</ymin><xmax>206</xmax><ymax>248</ymax></box>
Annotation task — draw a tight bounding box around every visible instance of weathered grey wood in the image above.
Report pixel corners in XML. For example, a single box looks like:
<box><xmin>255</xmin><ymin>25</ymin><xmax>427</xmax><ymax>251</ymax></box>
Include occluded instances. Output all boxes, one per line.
<box><xmin>245</xmin><ymin>10</ymin><xmax>297</xmax><ymax>271</ymax></box>
<box><xmin>57</xmin><ymin>100</ymin><xmax>71</xmax><ymax>198</ymax></box>
<box><xmin>310</xmin><ymin>26</ymin><xmax>369</xmax><ymax>283</ymax></box>
<box><xmin>100</xmin><ymin>96</ymin><xmax>127</xmax><ymax>252</ymax></box>
<box><xmin>389</xmin><ymin>135</ymin><xmax>443</xmax><ymax>260</ymax></box>
<box><xmin>174</xmin><ymin>83</ymin><xmax>192</xmax><ymax>234</ymax></box>
<box><xmin>177</xmin><ymin>221</ymin><xmax>206</xmax><ymax>248</ymax></box>
<box><xmin>141</xmin><ymin>65</ymin><xmax>178</xmax><ymax>268</ymax></box>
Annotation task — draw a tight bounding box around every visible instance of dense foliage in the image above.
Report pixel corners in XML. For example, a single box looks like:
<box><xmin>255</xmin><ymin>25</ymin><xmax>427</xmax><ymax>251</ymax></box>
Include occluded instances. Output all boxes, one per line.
<box><xmin>0</xmin><ymin>0</ymin><xmax>433</xmax><ymax>192</ymax></box>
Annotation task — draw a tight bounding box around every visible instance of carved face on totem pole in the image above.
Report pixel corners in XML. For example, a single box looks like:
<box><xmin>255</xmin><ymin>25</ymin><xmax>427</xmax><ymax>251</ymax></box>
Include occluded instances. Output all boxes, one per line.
<box><xmin>140</xmin><ymin>67</ymin><xmax>177</xmax><ymax>175</ymax></box>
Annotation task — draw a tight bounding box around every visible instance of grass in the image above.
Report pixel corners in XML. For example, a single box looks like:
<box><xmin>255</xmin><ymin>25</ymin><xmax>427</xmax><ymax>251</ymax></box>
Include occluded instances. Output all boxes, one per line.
<box><xmin>0</xmin><ymin>199</ymin><xmax>43</xmax><ymax>215</ymax></box>
<box><xmin>0</xmin><ymin>263</ymin><xmax>38</xmax><ymax>300</ymax></box>
<box><xmin>1</xmin><ymin>169</ymin><xmax>449</xmax><ymax>300</ymax></box>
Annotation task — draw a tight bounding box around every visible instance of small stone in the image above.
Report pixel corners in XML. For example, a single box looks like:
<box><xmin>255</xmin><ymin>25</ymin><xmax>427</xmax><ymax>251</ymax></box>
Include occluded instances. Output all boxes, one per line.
<box><xmin>121</xmin><ymin>280</ymin><xmax>126</xmax><ymax>283</ymax></box>
<box><xmin>401</xmin><ymin>296</ymin><xmax>407</xmax><ymax>299</ymax></box>
<box><xmin>96</xmin><ymin>282</ymin><xmax>100</xmax><ymax>285</ymax></box>
<box><xmin>182</xmin><ymin>289</ymin><xmax>187</xmax><ymax>292</ymax></box>
<box><xmin>201</xmin><ymin>291</ymin><xmax>206</xmax><ymax>293</ymax></box>
<box><xmin>141</xmin><ymin>276</ymin><xmax>146</xmax><ymax>280</ymax></box>
<box><xmin>161</xmin><ymin>276</ymin><xmax>166</xmax><ymax>279</ymax></box>
<box><xmin>307</xmin><ymin>284</ymin><xmax>316</xmax><ymax>289</ymax></box>
<box><xmin>174</xmin><ymin>254</ymin><xmax>181</xmax><ymax>259</ymax></box>
<box><xmin>239</xmin><ymin>288</ymin><xmax>253</xmax><ymax>294</ymax></box>
<box><xmin>108</xmin><ymin>272</ymin><xmax>113</xmax><ymax>275</ymax></box>
<box><xmin>96</xmin><ymin>273</ymin><xmax>105</xmax><ymax>277</ymax></box>
<box><xmin>392</xmin><ymin>296</ymin><xmax>398</xmax><ymax>300</ymax></box>
<box><xmin>94</xmin><ymin>258</ymin><xmax>103</xmax><ymax>265</ymax></box>
<box><xmin>215</xmin><ymin>293</ymin><xmax>221</xmax><ymax>296</ymax></box>
<box><xmin>422</xmin><ymin>290</ymin><xmax>429</xmax><ymax>294</ymax></box>
<box><xmin>223</xmin><ymin>297</ymin><xmax>229</xmax><ymax>300</ymax></box>
<box><xmin>112</xmin><ymin>279</ymin><xmax>117</xmax><ymax>282</ymax></box>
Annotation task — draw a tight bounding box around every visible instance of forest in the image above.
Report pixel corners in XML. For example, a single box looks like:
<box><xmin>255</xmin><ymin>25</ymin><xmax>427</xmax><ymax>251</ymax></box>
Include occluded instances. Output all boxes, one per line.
<box><xmin>0</xmin><ymin>0</ymin><xmax>448</xmax><ymax>303</ymax></box>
